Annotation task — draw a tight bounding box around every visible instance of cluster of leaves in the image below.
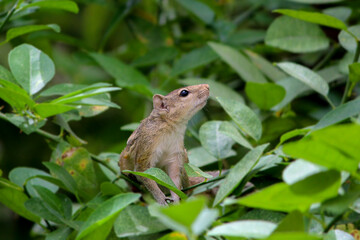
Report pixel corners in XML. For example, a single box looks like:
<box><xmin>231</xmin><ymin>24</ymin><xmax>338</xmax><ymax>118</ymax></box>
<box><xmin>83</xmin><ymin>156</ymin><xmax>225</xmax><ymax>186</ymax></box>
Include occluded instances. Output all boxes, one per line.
<box><xmin>1</xmin><ymin>0</ymin><xmax>360</xmax><ymax>239</ymax></box>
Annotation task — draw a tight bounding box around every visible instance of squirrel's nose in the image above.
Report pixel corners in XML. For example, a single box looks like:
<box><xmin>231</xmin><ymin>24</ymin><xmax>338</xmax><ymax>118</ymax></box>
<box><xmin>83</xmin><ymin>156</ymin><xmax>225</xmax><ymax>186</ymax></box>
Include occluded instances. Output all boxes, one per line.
<box><xmin>201</xmin><ymin>84</ymin><xmax>209</xmax><ymax>90</ymax></box>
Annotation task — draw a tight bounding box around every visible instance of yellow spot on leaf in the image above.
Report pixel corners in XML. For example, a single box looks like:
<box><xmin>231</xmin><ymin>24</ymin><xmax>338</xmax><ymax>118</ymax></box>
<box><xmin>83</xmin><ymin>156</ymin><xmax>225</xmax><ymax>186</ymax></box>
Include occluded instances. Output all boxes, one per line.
<box><xmin>79</xmin><ymin>159</ymin><xmax>88</xmax><ymax>170</ymax></box>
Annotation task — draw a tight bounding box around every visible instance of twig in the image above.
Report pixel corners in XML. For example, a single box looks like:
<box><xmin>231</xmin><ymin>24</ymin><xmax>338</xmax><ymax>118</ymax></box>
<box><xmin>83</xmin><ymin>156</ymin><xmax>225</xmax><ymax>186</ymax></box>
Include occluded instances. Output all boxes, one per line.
<box><xmin>341</xmin><ymin>40</ymin><xmax>360</xmax><ymax>104</ymax></box>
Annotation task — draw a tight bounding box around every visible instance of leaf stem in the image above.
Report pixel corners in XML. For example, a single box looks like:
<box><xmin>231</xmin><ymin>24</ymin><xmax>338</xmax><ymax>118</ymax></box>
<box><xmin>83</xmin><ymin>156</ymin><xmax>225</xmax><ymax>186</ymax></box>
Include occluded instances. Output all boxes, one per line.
<box><xmin>341</xmin><ymin>40</ymin><xmax>360</xmax><ymax>104</ymax></box>
<box><xmin>324</xmin><ymin>213</ymin><xmax>344</xmax><ymax>232</ymax></box>
<box><xmin>324</xmin><ymin>96</ymin><xmax>336</xmax><ymax>109</ymax></box>
<box><xmin>98</xmin><ymin>0</ymin><xmax>138</xmax><ymax>51</ymax></box>
<box><xmin>90</xmin><ymin>153</ymin><xmax>117</xmax><ymax>175</ymax></box>
<box><xmin>182</xmin><ymin>172</ymin><xmax>227</xmax><ymax>191</ymax></box>
<box><xmin>0</xmin><ymin>0</ymin><xmax>20</xmax><ymax>33</ymax></box>
<box><xmin>313</xmin><ymin>44</ymin><xmax>338</xmax><ymax>71</ymax></box>
<box><xmin>36</xmin><ymin>129</ymin><xmax>62</xmax><ymax>142</ymax></box>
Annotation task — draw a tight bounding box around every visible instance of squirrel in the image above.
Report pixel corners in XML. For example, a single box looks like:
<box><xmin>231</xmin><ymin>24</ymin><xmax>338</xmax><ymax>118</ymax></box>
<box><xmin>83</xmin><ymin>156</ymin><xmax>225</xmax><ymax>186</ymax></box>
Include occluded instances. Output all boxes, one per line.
<box><xmin>119</xmin><ymin>84</ymin><xmax>210</xmax><ymax>205</ymax></box>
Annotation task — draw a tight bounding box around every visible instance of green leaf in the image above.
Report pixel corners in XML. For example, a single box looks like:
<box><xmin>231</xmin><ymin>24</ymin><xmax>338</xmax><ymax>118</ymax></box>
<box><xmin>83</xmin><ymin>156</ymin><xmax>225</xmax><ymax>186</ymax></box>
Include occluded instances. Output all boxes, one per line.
<box><xmin>180</xmin><ymin>78</ymin><xmax>244</xmax><ymax>103</ymax></box>
<box><xmin>282</xmin><ymin>159</ymin><xmax>325</xmax><ymax>185</ymax></box>
<box><xmin>19</xmin><ymin>0</ymin><xmax>79</xmax><ymax>13</ymax></box>
<box><xmin>265</xmin><ymin>232</ymin><xmax>322</xmax><ymax>240</ymax></box>
<box><xmin>208</xmin><ymin>42</ymin><xmax>267</xmax><ymax>83</ymax></box>
<box><xmin>32</xmin><ymin>185</ymin><xmax>68</xmax><ymax>217</ymax></box>
<box><xmin>213</xmin><ymin>144</ymin><xmax>268</xmax><ymax>206</ymax></box>
<box><xmin>286</xmin><ymin>0</ymin><xmax>342</xmax><ymax>3</ymax></box>
<box><xmin>171</xmin><ymin>46</ymin><xmax>218</xmax><ymax>77</ymax></box>
<box><xmin>237</xmin><ymin>170</ymin><xmax>341</xmax><ymax>212</ymax></box>
<box><xmin>75</xmin><ymin>193</ymin><xmax>140</xmax><ymax>240</ymax></box>
<box><xmin>283</xmin><ymin>125</ymin><xmax>360</xmax><ymax>174</ymax></box>
<box><xmin>51</xmin><ymin>85</ymin><xmax>120</xmax><ymax>104</ymax></box>
<box><xmin>0</xmin><ymin>178</ymin><xmax>40</xmax><ymax>223</ymax></box>
<box><xmin>227</xmin><ymin>29</ymin><xmax>266</xmax><ymax>46</ymax></box>
<box><xmin>123</xmin><ymin>168</ymin><xmax>187</xmax><ymax>200</ymax></box>
<box><xmin>208</xmin><ymin>220</ymin><xmax>276</xmax><ymax>238</ymax></box>
<box><xmin>277</xmin><ymin>128</ymin><xmax>310</xmax><ymax>146</ymax></box>
<box><xmin>339</xmin><ymin>25</ymin><xmax>360</xmax><ymax>53</ymax></box>
<box><xmin>310</xmin><ymin>124</ymin><xmax>360</xmax><ymax>160</ymax></box>
<box><xmin>74</xmin><ymin>93</ymin><xmax>120</xmax><ymax>109</ymax></box>
<box><xmin>9</xmin><ymin>167</ymin><xmax>58</xmax><ymax>197</ymax></box>
<box><xmin>31</xmin><ymin>185</ymin><xmax>75</xmax><ymax>228</ymax></box>
<box><xmin>132</xmin><ymin>47</ymin><xmax>178</xmax><ymax>67</ymax></box>
<box><xmin>349</xmin><ymin>63</ymin><xmax>360</xmax><ymax>84</ymax></box>
<box><xmin>199</xmin><ymin>121</ymin><xmax>235</xmax><ymax>159</ymax></box>
<box><xmin>43</xmin><ymin>162</ymin><xmax>78</xmax><ymax>195</ymax></box>
<box><xmin>217</xmin><ymin>97</ymin><xmax>262</xmax><ymax>141</ymax></box>
<box><xmin>3</xmin><ymin>113</ymin><xmax>46</xmax><ymax>134</ymax></box>
<box><xmin>157</xmin><ymin>232</ymin><xmax>187</xmax><ymax>240</ymax></box>
<box><xmin>219</xmin><ymin>121</ymin><xmax>253</xmax><ymax>149</ymax></box>
<box><xmin>245</xmin><ymin>82</ymin><xmax>285</xmax><ymax>110</ymax></box>
<box><xmin>322</xmin><ymin>190</ymin><xmax>360</xmax><ymax>216</ymax></box>
<box><xmin>0</xmin><ymin>65</ymin><xmax>16</xmax><ymax>83</ymax></box>
<box><xmin>274</xmin><ymin>66</ymin><xmax>342</xmax><ymax>110</ymax></box>
<box><xmin>253</xmin><ymin>155</ymin><xmax>282</xmax><ymax>172</ymax></box>
<box><xmin>25</xmin><ymin>197</ymin><xmax>65</xmax><ymax>224</ymax></box>
<box><xmin>39</xmin><ymin>83</ymin><xmax>110</xmax><ymax>97</ymax></box>
<box><xmin>265</xmin><ymin>16</ymin><xmax>329</xmax><ymax>53</ymax></box>
<box><xmin>120</xmin><ymin>122</ymin><xmax>140</xmax><ymax>131</ymax></box>
<box><xmin>114</xmin><ymin>205</ymin><xmax>167</xmax><ymax>237</ymax></box>
<box><xmin>100</xmin><ymin>182</ymin><xmax>122</xmax><ymax>196</ymax></box>
<box><xmin>313</xmin><ymin>98</ymin><xmax>360</xmax><ymax>131</ymax></box>
<box><xmin>184</xmin><ymin>163</ymin><xmax>213</xmax><ymax>179</ymax></box>
<box><xmin>325</xmin><ymin>230</ymin><xmax>355</xmax><ymax>240</ymax></box>
<box><xmin>8</xmin><ymin>44</ymin><xmax>55</xmax><ymax>95</ymax></box>
<box><xmin>5</xmin><ymin>24</ymin><xmax>60</xmax><ymax>42</ymax></box>
<box><xmin>54</xmin><ymin>116</ymin><xmax>87</xmax><ymax>144</ymax></box>
<box><xmin>245</xmin><ymin>50</ymin><xmax>287</xmax><ymax>82</ymax></box>
<box><xmin>52</xmin><ymin>147</ymin><xmax>99</xmax><ymax>200</ymax></box>
<box><xmin>188</xmin><ymin>147</ymin><xmax>217</xmax><ymax>167</ymax></box>
<box><xmin>89</xmin><ymin>52</ymin><xmax>153</xmax><ymax>97</ymax></box>
<box><xmin>46</xmin><ymin>227</ymin><xmax>72</xmax><ymax>240</ymax></box>
<box><xmin>34</xmin><ymin>103</ymin><xmax>76</xmax><ymax>118</ymax></box>
<box><xmin>277</xmin><ymin>62</ymin><xmax>329</xmax><ymax>96</ymax></box>
<box><xmin>323</xmin><ymin>7</ymin><xmax>352</xmax><ymax>22</ymax></box>
<box><xmin>0</xmin><ymin>79</ymin><xmax>36</xmax><ymax>110</ymax></box>
<box><xmin>274</xmin><ymin>9</ymin><xmax>347</xmax><ymax>30</ymax></box>
<box><xmin>153</xmin><ymin>197</ymin><xmax>217</xmax><ymax>236</ymax></box>
<box><xmin>174</xmin><ymin>0</ymin><xmax>214</xmax><ymax>24</ymax></box>
<box><xmin>274</xmin><ymin>211</ymin><xmax>304</xmax><ymax>232</ymax></box>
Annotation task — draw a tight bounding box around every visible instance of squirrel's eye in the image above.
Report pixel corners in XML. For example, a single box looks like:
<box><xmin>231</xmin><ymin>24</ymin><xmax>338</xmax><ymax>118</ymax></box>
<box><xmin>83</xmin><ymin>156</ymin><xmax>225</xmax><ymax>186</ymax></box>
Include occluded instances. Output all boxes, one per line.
<box><xmin>179</xmin><ymin>90</ymin><xmax>189</xmax><ymax>97</ymax></box>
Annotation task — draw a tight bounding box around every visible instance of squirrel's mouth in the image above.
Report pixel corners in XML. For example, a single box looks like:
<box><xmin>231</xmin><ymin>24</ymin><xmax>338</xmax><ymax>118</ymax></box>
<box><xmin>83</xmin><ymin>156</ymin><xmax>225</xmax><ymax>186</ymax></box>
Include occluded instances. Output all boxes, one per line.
<box><xmin>198</xmin><ymin>89</ymin><xmax>210</xmax><ymax>99</ymax></box>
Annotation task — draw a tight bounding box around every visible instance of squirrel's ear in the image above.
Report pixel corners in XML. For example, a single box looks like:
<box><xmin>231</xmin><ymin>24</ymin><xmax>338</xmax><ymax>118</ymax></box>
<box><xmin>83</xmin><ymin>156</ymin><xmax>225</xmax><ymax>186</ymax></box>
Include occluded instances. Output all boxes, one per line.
<box><xmin>153</xmin><ymin>94</ymin><xmax>169</xmax><ymax>112</ymax></box>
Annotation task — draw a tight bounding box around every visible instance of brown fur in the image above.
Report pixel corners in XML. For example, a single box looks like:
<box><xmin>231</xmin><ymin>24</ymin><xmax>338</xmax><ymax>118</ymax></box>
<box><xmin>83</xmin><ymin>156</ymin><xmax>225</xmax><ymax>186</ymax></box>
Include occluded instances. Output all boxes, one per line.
<box><xmin>119</xmin><ymin>84</ymin><xmax>210</xmax><ymax>205</ymax></box>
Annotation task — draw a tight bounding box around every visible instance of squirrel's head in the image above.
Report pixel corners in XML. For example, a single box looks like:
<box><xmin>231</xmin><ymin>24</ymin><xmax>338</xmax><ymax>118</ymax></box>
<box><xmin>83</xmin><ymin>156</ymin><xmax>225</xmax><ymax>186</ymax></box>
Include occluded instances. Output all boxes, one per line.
<box><xmin>152</xmin><ymin>84</ymin><xmax>209</xmax><ymax>124</ymax></box>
